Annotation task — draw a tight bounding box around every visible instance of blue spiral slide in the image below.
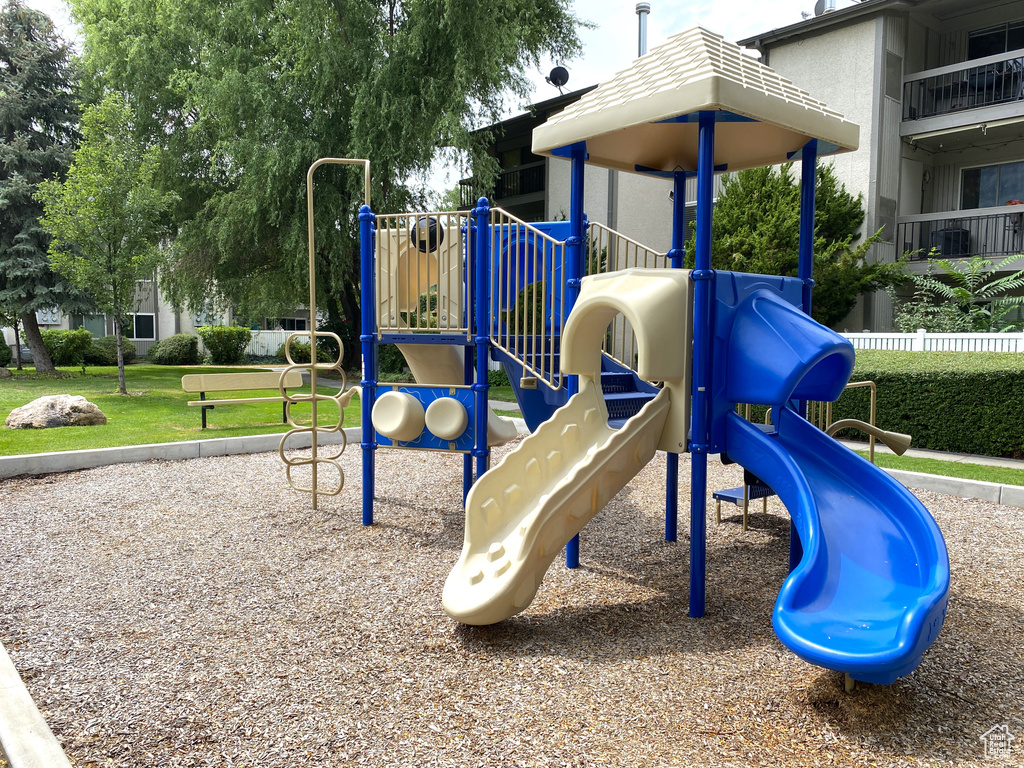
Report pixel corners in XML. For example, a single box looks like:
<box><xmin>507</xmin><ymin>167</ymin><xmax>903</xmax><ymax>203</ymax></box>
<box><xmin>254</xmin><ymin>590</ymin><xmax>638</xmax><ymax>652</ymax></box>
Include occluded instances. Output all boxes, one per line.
<box><xmin>723</xmin><ymin>289</ymin><xmax>949</xmax><ymax>684</ymax></box>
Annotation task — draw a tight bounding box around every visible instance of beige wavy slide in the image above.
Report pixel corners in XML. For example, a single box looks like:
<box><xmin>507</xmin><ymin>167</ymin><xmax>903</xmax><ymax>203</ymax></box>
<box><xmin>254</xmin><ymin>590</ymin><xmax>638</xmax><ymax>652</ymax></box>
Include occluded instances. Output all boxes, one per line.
<box><xmin>441</xmin><ymin>268</ymin><xmax>692</xmax><ymax>625</ymax></box>
<box><xmin>442</xmin><ymin>376</ymin><xmax>670</xmax><ymax>624</ymax></box>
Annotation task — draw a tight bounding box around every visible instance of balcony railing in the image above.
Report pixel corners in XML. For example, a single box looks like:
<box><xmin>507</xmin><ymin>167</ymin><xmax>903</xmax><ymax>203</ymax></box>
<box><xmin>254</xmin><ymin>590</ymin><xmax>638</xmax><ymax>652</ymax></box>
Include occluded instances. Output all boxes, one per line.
<box><xmin>458</xmin><ymin>161</ymin><xmax>546</xmax><ymax>208</ymax></box>
<box><xmin>896</xmin><ymin>207</ymin><xmax>1024</xmax><ymax>260</ymax></box>
<box><xmin>903</xmin><ymin>49</ymin><xmax>1024</xmax><ymax>122</ymax></box>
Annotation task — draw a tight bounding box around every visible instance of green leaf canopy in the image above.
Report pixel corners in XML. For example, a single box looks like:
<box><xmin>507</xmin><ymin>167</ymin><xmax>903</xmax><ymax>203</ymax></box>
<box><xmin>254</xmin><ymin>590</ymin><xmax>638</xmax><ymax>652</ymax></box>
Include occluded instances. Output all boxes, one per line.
<box><xmin>69</xmin><ymin>0</ymin><xmax>585</xmax><ymax>360</ymax></box>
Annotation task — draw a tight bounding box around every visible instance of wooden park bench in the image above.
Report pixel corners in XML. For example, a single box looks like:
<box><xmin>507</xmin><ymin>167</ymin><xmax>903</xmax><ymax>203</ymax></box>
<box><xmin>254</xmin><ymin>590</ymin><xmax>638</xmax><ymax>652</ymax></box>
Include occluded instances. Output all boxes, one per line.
<box><xmin>181</xmin><ymin>370</ymin><xmax>303</xmax><ymax>429</ymax></box>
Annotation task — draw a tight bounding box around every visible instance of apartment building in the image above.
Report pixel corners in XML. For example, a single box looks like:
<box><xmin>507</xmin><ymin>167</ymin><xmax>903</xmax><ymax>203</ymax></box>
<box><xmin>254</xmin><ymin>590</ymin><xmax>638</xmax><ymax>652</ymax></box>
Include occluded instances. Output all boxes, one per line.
<box><xmin>741</xmin><ymin>0</ymin><xmax>1024</xmax><ymax>329</ymax></box>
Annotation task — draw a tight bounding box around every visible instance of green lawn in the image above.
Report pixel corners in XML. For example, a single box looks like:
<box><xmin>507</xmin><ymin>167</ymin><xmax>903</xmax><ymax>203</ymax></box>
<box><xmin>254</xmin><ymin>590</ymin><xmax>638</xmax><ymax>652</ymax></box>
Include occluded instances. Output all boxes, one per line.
<box><xmin>5</xmin><ymin>365</ymin><xmax>1021</xmax><ymax>489</ymax></box>
<box><xmin>0</xmin><ymin>364</ymin><xmax>360</xmax><ymax>457</ymax></box>
<box><xmin>854</xmin><ymin>449</ymin><xmax>1024</xmax><ymax>487</ymax></box>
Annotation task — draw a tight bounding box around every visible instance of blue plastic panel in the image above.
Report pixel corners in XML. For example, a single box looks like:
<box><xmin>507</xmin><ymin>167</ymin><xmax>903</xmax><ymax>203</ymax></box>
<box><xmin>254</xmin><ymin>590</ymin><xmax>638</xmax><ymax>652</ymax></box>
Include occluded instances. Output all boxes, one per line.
<box><xmin>374</xmin><ymin>384</ymin><xmax>476</xmax><ymax>452</ymax></box>
<box><xmin>708</xmin><ymin>272</ymin><xmax>802</xmax><ymax>452</ymax></box>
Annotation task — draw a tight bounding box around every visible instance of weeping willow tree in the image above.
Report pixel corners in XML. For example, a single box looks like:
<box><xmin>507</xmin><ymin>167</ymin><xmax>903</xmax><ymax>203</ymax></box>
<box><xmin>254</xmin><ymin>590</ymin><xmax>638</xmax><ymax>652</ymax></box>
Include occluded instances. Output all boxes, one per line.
<box><xmin>69</xmin><ymin>0</ymin><xmax>585</xmax><ymax>366</ymax></box>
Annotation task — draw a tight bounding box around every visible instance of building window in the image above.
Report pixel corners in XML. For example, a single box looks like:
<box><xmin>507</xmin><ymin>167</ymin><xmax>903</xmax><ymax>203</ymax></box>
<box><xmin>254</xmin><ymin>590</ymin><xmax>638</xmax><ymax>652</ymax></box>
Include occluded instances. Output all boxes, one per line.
<box><xmin>267</xmin><ymin>317</ymin><xmax>307</xmax><ymax>331</ymax></box>
<box><xmin>71</xmin><ymin>314</ymin><xmax>107</xmax><ymax>337</ymax></box>
<box><xmin>128</xmin><ymin>313</ymin><xmax>156</xmax><ymax>340</ymax></box>
<box><xmin>961</xmin><ymin>160</ymin><xmax>1024</xmax><ymax>209</ymax></box>
<box><xmin>683</xmin><ymin>199</ymin><xmax>718</xmax><ymax>231</ymax></box>
<box><xmin>968</xmin><ymin>21</ymin><xmax>1024</xmax><ymax>60</ymax></box>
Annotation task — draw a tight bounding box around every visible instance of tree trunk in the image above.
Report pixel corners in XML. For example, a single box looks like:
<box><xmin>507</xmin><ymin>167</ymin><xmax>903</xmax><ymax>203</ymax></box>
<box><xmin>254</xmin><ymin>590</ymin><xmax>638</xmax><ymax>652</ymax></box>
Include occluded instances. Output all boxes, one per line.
<box><xmin>114</xmin><ymin>315</ymin><xmax>127</xmax><ymax>395</ymax></box>
<box><xmin>20</xmin><ymin>311</ymin><xmax>56</xmax><ymax>374</ymax></box>
<box><xmin>338</xmin><ymin>280</ymin><xmax>361</xmax><ymax>371</ymax></box>
<box><xmin>12</xmin><ymin>316</ymin><xmax>23</xmax><ymax>370</ymax></box>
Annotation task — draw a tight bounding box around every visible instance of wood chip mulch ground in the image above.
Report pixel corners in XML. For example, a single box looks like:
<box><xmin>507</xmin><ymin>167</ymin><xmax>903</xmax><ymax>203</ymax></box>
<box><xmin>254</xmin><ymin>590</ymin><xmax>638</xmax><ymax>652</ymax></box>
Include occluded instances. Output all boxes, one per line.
<box><xmin>1</xmin><ymin>441</ymin><xmax>1021</xmax><ymax>767</ymax></box>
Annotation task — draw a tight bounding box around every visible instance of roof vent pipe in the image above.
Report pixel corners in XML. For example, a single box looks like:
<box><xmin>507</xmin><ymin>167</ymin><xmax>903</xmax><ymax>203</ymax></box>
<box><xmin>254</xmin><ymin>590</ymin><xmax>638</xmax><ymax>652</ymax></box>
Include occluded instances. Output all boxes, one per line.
<box><xmin>814</xmin><ymin>0</ymin><xmax>836</xmax><ymax>16</ymax></box>
<box><xmin>636</xmin><ymin>3</ymin><xmax>651</xmax><ymax>57</ymax></box>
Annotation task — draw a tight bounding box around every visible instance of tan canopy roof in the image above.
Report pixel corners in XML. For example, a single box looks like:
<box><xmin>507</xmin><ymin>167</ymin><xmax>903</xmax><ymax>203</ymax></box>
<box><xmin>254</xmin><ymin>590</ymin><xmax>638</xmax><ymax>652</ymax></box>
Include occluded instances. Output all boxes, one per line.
<box><xmin>532</xmin><ymin>26</ymin><xmax>859</xmax><ymax>176</ymax></box>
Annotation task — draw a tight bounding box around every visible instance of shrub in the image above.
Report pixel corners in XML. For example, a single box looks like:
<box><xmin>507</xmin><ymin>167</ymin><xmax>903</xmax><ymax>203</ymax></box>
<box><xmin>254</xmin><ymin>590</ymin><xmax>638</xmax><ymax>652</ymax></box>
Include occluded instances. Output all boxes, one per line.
<box><xmin>150</xmin><ymin>333</ymin><xmax>201</xmax><ymax>365</ymax></box>
<box><xmin>275</xmin><ymin>339</ymin><xmax>334</xmax><ymax>364</ymax></box>
<box><xmin>38</xmin><ymin>328</ymin><xmax>93</xmax><ymax>367</ymax></box>
<box><xmin>488</xmin><ymin>367</ymin><xmax>510</xmax><ymax>388</ymax></box>
<box><xmin>0</xmin><ymin>342</ymin><xmax>11</xmax><ymax>367</ymax></box>
<box><xmin>742</xmin><ymin>351</ymin><xmax>1024</xmax><ymax>459</ymax></box>
<box><xmin>833</xmin><ymin>350</ymin><xmax>1024</xmax><ymax>459</ymax></box>
<box><xmin>196</xmin><ymin>325</ymin><xmax>251</xmax><ymax>365</ymax></box>
<box><xmin>84</xmin><ymin>335</ymin><xmax>137</xmax><ymax>366</ymax></box>
<box><xmin>378</xmin><ymin>344</ymin><xmax>408</xmax><ymax>375</ymax></box>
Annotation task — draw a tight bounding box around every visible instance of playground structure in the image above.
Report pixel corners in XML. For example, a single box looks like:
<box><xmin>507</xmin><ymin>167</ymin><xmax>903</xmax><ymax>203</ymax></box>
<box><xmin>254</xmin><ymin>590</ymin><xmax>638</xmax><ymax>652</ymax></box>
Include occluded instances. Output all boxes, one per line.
<box><xmin>306</xmin><ymin>27</ymin><xmax>949</xmax><ymax>687</ymax></box>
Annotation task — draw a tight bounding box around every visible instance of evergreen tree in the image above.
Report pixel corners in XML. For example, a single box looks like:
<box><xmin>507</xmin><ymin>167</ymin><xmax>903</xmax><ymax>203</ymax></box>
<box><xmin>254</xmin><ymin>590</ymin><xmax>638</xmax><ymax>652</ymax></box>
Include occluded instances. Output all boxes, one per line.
<box><xmin>0</xmin><ymin>1</ymin><xmax>89</xmax><ymax>373</ymax></box>
<box><xmin>688</xmin><ymin>163</ymin><xmax>906</xmax><ymax>328</ymax></box>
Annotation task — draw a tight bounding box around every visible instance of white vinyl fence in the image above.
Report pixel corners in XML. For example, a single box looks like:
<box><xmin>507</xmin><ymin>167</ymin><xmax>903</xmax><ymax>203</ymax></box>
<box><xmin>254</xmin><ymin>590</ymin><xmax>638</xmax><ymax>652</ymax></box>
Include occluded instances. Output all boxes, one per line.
<box><xmin>842</xmin><ymin>329</ymin><xmax>1024</xmax><ymax>353</ymax></box>
<box><xmin>246</xmin><ymin>329</ymin><xmax>1024</xmax><ymax>364</ymax></box>
<box><xmin>246</xmin><ymin>330</ymin><xmax>293</xmax><ymax>357</ymax></box>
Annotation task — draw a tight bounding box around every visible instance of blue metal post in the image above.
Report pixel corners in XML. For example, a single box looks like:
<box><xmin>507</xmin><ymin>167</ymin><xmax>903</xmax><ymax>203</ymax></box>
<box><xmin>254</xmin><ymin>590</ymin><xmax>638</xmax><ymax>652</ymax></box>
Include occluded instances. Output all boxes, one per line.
<box><xmin>798</xmin><ymin>139</ymin><xmax>818</xmax><ymax>317</ymax></box>
<box><xmin>565</xmin><ymin>143</ymin><xmax>587</xmax><ymax>569</ymax></box>
<box><xmin>463</xmin><ymin>339</ymin><xmax>474</xmax><ymax>505</ymax></box>
<box><xmin>664</xmin><ymin>170</ymin><xmax>688</xmax><ymax>543</ymax></box>
<box><xmin>359</xmin><ymin>205</ymin><xmax>377</xmax><ymax>526</ymax></box>
<box><xmin>472</xmin><ymin>198</ymin><xmax>491</xmax><ymax>483</ymax></box>
<box><xmin>793</xmin><ymin>138</ymin><xmax>819</xmax><ymax>564</ymax></box>
<box><xmin>689</xmin><ymin>111</ymin><xmax>716</xmax><ymax>618</ymax></box>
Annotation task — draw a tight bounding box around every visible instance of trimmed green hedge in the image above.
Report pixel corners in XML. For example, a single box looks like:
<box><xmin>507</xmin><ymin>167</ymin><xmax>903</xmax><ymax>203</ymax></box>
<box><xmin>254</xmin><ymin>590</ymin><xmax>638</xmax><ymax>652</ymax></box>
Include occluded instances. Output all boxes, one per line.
<box><xmin>196</xmin><ymin>325</ymin><xmax>251</xmax><ymax>365</ymax></box>
<box><xmin>275</xmin><ymin>339</ymin><xmax>333</xmax><ymax>364</ymax></box>
<box><xmin>149</xmin><ymin>333</ymin><xmax>201</xmax><ymax>365</ymax></box>
<box><xmin>39</xmin><ymin>328</ymin><xmax>93</xmax><ymax>367</ymax></box>
<box><xmin>827</xmin><ymin>351</ymin><xmax>1024</xmax><ymax>459</ymax></box>
<box><xmin>84</xmin><ymin>335</ymin><xmax>137</xmax><ymax>366</ymax></box>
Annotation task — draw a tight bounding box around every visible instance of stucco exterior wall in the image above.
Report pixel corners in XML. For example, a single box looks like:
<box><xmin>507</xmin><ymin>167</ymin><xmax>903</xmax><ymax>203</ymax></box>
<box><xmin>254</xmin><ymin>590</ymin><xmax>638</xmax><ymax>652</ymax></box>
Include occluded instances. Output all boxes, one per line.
<box><xmin>546</xmin><ymin>159</ymin><xmax>674</xmax><ymax>252</ymax></box>
<box><xmin>765</xmin><ymin>18</ymin><xmax>879</xmax><ymax>216</ymax></box>
<box><xmin>546</xmin><ymin>157</ymin><xmax>609</xmax><ymax>223</ymax></box>
<box><xmin>613</xmin><ymin>172</ymin><xmax>674</xmax><ymax>254</ymax></box>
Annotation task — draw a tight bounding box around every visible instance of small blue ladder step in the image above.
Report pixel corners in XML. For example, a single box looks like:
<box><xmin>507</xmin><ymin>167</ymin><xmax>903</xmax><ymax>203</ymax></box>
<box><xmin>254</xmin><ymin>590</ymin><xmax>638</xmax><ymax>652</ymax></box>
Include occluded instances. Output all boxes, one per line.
<box><xmin>713</xmin><ymin>469</ymin><xmax>776</xmax><ymax>531</ymax></box>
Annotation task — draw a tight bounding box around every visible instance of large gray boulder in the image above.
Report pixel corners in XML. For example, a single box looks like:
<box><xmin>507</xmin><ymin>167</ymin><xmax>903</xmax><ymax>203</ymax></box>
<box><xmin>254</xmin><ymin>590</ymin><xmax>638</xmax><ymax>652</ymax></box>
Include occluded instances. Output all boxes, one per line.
<box><xmin>5</xmin><ymin>395</ymin><xmax>107</xmax><ymax>429</ymax></box>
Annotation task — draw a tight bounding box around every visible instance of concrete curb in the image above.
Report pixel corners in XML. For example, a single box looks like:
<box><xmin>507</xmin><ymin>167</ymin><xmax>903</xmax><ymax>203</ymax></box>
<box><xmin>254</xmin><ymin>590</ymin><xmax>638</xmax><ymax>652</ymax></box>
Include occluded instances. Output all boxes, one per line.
<box><xmin>882</xmin><ymin>467</ymin><xmax>1024</xmax><ymax>507</ymax></box>
<box><xmin>0</xmin><ymin>429</ymin><xmax>362</xmax><ymax>480</ymax></box>
<box><xmin>1</xmin><ymin>429</ymin><xmax>1018</xmax><ymax>507</ymax></box>
<box><xmin>0</xmin><ymin>643</ymin><xmax>72</xmax><ymax>768</ymax></box>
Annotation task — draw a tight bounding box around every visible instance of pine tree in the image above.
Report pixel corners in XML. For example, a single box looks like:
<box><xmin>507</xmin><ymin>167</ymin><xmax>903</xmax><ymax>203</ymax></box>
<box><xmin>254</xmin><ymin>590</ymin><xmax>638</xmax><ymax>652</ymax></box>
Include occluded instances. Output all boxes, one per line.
<box><xmin>688</xmin><ymin>163</ymin><xmax>906</xmax><ymax>329</ymax></box>
<box><xmin>0</xmin><ymin>1</ymin><xmax>89</xmax><ymax>373</ymax></box>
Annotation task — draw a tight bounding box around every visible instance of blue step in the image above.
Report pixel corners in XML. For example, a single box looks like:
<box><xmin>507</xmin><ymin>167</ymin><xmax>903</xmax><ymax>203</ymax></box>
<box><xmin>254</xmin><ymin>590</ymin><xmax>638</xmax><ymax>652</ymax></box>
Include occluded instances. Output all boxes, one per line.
<box><xmin>604</xmin><ymin>390</ymin><xmax>657</xmax><ymax>422</ymax></box>
<box><xmin>599</xmin><ymin>372</ymin><xmax>636</xmax><ymax>393</ymax></box>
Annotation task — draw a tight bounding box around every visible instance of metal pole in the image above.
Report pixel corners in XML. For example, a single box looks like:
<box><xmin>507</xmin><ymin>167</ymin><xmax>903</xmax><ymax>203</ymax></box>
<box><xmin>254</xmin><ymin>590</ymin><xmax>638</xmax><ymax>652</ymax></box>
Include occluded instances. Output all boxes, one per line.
<box><xmin>463</xmin><ymin>337</ymin><xmax>475</xmax><ymax>504</ymax></box>
<box><xmin>565</xmin><ymin>142</ymin><xmax>587</xmax><ymax>569</ymax></box>
<box><xmin>473</xmin><ymin>198</ymin><xmax>491</xmax><ymax>483</ymax></box>
<box><xmin>664</xmin><ymin>170</ymin><xmax>687</xmax><ymax>543</ymax></box>
<box><xmin>689</xmin><ymin>111</ymin><xmax>716</xmax><ymax>618</ymax></box>
<box><xmin>359</xmin><ymin>204</ymin><xmax>377</xmax><ymax>526</ymax></box>
<box><xmin>798</xmin><ymin>139</ymin><xmax>818</xmax><ymax>316</ymax></box>
<box><xmin>793</xmin><ymin>138</ymin><xmax>818</xmax><ymax>566</ymax></box>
